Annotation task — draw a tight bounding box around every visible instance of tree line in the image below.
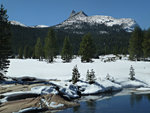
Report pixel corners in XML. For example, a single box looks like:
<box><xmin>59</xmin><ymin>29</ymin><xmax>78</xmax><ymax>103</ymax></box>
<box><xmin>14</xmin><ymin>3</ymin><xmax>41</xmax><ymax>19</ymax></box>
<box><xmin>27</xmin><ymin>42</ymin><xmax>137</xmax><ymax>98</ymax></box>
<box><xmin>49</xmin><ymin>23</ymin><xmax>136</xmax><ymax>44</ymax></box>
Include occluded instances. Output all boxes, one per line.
<box><xmin>18</xmin><ymin>25</ymin><xmax>150</xmax><ymax>62</ymax></box>
<box><xmin>11</xmin><ymin>25</ymin><xmax>130</xmax><ymax>57</ymax></box>
<box><xmin>128</xmin><ymin>26</ymin><xmax>150</xmax><ymax>60</ymax></box>
<box><xmin>18</xmin><ymin>28</ymin><xmax>96</xmax><ymax>63</ymax></box>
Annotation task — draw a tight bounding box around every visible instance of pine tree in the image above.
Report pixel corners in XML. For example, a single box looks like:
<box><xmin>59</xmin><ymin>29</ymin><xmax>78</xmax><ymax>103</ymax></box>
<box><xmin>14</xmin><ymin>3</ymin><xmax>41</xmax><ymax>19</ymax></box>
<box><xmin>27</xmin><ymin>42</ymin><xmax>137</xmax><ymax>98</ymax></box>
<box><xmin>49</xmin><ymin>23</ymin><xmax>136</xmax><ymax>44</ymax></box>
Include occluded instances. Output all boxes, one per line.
<box><xmin>27</xmin><ymin>46</ymin><xmax>33</xmax><ymax>58</ymax></box>
<box><xmin>72</xmin><ymin>65</ymin><xmax>80</xmax><ymax>84</ymax></box>
<box><xmin>61</xmin><ymin>36</ymin><xmax>73</xmax><ymax>62</ymax></box>
<box><xmin>129</xmin><ymin>65</ymin><xmax>135</xmax><ymax>80</ymax></box>
<box><xmin>106</xmin><ymin>73</ymin><xmax>110</xmax><ymax>80</ymax></box>
<box><xmin>0</xmin><ymin>4</ymin><xmax>12</xmax><ymax>77</ymax></box>
<box><xmin>86</xmin><ymin>69</ymin><xmax>96</xmax><ymax>84</ymax></box>
<box><xmin>35</xmin><ymin>37</ymin><xmax>43</xmax><ymax>61</ymax></box>
<box><xmin>23</xmin><ymin>45</ymin><xmax>28</xmax><ymax>59</ymax></box>
<box><xmin>79</xmin><ymin>33</ymin><xmax>96</xmax><ymax>62</ymax></box>
<box><xmin>142</xmin><ymin>28</ymin><xmax>150</xmax><ymax>58</ymax></box>
<box><xmin>18</xmin><ymin>47</ymin><xmax>23</xmax><ymax>59</ymax></box>
<box><xmin>128</xmin><ymin>26</ymin><xmax>143</xmax><ymax>60</ymax></box>
<box><xmin>32</xmin><ymin>47</ymin><xmax>36</xmax><ymax>59</ymax></box>
<box><xmin>44</xmin><ymin>28</ymin><xmax>57</xmax><ymax>63</ymax></box>
<box><xmin>105</xmin><ymin>73</ymin><xmax>114</xmax><ymax>82</ymax></box>
<box><xmin>86</xmin><ymin>69</ymin><xmax>90</xmax><ymax>81</ymax></box>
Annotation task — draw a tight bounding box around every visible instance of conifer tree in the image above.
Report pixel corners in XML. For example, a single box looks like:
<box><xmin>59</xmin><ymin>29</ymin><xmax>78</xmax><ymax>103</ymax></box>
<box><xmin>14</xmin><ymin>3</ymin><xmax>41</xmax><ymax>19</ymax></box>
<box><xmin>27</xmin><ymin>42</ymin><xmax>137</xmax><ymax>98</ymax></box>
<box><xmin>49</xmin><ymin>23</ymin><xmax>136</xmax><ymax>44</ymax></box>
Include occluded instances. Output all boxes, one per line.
<box><xmin>86</xmin><ymin>69</ymin><xmax>90</xmax><ymax>81</ymax></box>
<box><xmin>44</xmin><ymin>28</ymin><xmax>57</xmax><ymax>63</ymax></box>
<box><xmin>128</xmin><ymin>26</ymin><xmax>143</xmax><ymax>60</ymax></box>
<box><xmin>0</xmin><ymin>4</ymin><xmax>12</xmax><ymax>77</ymax></box>
<box><xmin>61</xmin><ymin>36</ymin><xmax>73</xmax><ymax>62</ymax></box>
<box><xmin>32</xmin><ymin>47</ymin><xmax>36</xmax><ymax>59</ymax></box>
<box><xmin>142</xmin><ymin>28</ymin><xmax>150</xmax><ymax>58</ymax></box>
<box><xmin>27</xmin><ymin>46</ymin><xmax>33</xmax><ymax>58</ymax></box>
<box><xmin>72</xmin><ymin>65</ymin><xmax>80</xmax><ymax>84</ymax></box>
<box><xmin>129</xmin><ymin>65</ymin><xmax>135</xmax><ymax>80</ymax></box>
<box><xmin>18</xmin><ymin>47</ymin><xmax>23</xmax><ymax>59</ymax></box>
<box><xmin>79</xmin><ymin>33</ymin><xmax>96</xmax><ymax>62</ymax></box>
<box><xmin>86</xmin><ymin>69</ymin><xmax>96</xmax><ymax>84</ymax></box>
<box><xmin>35</xmin><ymin>37</ymin><xmax>43</xmax><ymax>60</ymax></box>
<box><xmin>23</xmin><ymin>45</ymin><xmax>28</xmax><ymax>59</ymax></box>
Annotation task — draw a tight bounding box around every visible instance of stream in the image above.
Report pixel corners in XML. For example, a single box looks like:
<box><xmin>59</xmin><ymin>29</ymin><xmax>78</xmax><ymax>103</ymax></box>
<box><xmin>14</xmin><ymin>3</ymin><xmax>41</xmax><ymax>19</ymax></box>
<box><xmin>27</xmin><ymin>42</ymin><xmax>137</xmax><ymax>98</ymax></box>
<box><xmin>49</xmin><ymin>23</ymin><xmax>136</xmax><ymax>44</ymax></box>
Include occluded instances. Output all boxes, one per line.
<box><xmin>57</xmin><ymin>89</ymin><xmax>150</xmax><ymax>113</ymax></box>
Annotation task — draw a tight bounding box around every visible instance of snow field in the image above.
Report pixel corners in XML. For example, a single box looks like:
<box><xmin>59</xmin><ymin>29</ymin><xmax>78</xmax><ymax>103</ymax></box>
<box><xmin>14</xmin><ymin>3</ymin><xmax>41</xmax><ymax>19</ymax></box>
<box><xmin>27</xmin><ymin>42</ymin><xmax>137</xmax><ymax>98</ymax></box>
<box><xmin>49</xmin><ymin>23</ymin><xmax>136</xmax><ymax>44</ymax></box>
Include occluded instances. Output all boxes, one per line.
<box><xmin>7</xmin><ymin>56</ymin><xmax>150</xmax><ymax>86</ymax></box>
<box><xmin>3</xmin><ymin>55</ymin><xmax>150</xmax><ymax>99</ymax></box>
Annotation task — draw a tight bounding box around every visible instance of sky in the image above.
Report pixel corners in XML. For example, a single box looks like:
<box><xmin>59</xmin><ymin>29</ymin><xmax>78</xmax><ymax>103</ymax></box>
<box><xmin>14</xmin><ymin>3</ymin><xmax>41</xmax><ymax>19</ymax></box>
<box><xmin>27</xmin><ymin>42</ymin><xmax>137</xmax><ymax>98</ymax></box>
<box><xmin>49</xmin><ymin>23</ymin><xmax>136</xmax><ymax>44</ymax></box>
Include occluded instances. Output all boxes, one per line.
<box><xmin>1</xmin><ymin>0</ymin><xmax>150</xmax><ymax>29</ymax></box>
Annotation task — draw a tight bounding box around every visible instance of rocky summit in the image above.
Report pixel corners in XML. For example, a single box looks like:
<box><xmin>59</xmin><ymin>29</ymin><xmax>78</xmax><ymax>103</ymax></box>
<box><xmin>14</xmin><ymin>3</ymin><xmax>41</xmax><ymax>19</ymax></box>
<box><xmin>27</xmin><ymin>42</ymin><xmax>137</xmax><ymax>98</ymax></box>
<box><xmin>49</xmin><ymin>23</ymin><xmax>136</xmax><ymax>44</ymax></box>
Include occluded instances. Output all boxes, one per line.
<box><xmin>55</xmin><ymin>10</ymin><xmax>137</xmax><ymax>34</ymax></box>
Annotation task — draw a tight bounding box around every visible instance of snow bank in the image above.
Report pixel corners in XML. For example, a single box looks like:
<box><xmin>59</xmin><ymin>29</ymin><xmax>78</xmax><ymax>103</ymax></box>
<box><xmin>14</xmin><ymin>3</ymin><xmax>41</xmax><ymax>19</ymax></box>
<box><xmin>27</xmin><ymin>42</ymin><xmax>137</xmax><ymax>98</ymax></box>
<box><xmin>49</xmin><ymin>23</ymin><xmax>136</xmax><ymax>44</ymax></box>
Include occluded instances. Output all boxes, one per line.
<box><xmin>31</xmin><ymin>86</ymin><xmax>58</xmax><ymax>95</ymax></box>
<box><xmin>136</xmin><ymin>87</ymin><xmax>150</xmax><ymax>91</ymax></box>
<box><xmin>51</xmin><ymin>79</ymin><xmax>122</xmax><ymax>96</ymax></box>
<box><xmin>59</xmin><ymin>84</ymin><xmax>79</xmax><ymax>99</ymax></box>
<box><xmin>39</xmin><ymin>99</ymin><xmax>64</xmax><ymax>108</ymax></box>
<box><xmin>50</xmin><ymin>102</ymin><xmax>64</xmax><ymax>108</ymax></box>
<box><xmin>77</xmin><ymin>79</ymin><xmax>122</xmax><ymax>95</ymax></box>
<box><xmin>115</xmin><ymin>78</ymin><xmax>148</xmax><ymax>88</ymax></box>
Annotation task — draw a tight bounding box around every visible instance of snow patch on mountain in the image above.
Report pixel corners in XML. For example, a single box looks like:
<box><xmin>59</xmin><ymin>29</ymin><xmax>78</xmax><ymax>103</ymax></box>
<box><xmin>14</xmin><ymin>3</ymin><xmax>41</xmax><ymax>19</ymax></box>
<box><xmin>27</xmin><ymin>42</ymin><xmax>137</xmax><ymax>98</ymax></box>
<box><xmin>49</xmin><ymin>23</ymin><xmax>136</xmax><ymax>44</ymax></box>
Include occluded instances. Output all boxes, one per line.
<box><xmin>10</xmin><ymin>10</ymin><xmax>137</xmax><ymax>32</ymax></box>
<box><xmin>32</xmin><ymin>25</ymin><xmax>49</xmax><ymax>28</ymax></box>
<box><xmin>10</xmin><ymin>21</ymin><xmax>27</xmax><ymax>27</ymax></box>
<box><xmin>10</xmin><ymin>21</ymin><xmax>49</xmax><ymax>28</ymax></box>
<box><xmin>56</xmin><ymin>10</ymin><xmax>137</xmax><ymax>32</ymax></box>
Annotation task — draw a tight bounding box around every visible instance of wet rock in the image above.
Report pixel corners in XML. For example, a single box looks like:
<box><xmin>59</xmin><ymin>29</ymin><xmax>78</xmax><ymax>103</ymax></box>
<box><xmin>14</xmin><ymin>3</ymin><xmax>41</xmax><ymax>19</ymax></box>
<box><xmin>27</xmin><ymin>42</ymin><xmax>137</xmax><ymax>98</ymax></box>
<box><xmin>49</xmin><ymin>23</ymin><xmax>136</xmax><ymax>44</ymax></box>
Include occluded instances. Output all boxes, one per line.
<box><xmin>6</xmin><ymin>93</ymin><xmax>40</xmax><ymax>101</ymax></box>
<box><xmin>0</xmin><ymin>94</ymin><xmax>79</xmax><ymax>113</ymax></box>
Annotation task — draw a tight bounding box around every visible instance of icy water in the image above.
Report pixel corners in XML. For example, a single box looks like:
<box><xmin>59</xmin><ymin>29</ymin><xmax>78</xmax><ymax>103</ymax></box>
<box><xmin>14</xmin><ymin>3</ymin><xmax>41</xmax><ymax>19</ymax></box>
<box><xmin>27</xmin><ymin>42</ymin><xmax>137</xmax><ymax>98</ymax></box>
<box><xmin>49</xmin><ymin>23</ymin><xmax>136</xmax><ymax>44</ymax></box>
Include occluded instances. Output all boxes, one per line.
<box><xmin>58</xmin><ymin>93</ymin><xmax>150</xmax><ymax>113</ymax></box>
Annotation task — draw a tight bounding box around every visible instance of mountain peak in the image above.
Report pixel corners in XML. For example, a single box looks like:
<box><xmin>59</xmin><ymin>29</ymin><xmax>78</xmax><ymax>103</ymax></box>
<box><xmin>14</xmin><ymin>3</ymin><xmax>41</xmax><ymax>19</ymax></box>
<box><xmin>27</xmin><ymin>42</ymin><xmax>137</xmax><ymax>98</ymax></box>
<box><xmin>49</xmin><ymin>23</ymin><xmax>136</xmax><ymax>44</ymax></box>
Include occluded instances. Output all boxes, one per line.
<box><xmin>78</xmin><ymin>11</ymin><xmax>88</xmax><ymax>16</ymax></box>
<box><xmin>75</xmin><ymin>10</ymin><xmax>88</xmax><ymax>17</ymax></box>
<box><xmin>70</xmin><ymin>10</ymin><xmax>76</xmax><ymax>17</ymax></box>
<box><xmin>56</xmin><ymin>10</ymin><xmax>137</xmax><ymax>32</ymax></box>
<box><xmin>69</xmin><ymin>10</ymin><xmax>88</xmax><ymax>19</ymax></box>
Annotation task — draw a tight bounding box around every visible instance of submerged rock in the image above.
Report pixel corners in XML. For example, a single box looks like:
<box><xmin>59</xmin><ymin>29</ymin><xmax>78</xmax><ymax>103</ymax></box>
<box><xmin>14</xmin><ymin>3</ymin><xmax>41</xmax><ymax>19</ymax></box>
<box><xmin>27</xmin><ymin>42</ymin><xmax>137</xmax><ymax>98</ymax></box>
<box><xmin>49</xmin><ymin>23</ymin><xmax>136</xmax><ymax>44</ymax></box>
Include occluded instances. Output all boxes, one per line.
<box><xmin>0</xmin><ymin>94</ymin><xmax>79</xmax><ymax>113</ymax></box>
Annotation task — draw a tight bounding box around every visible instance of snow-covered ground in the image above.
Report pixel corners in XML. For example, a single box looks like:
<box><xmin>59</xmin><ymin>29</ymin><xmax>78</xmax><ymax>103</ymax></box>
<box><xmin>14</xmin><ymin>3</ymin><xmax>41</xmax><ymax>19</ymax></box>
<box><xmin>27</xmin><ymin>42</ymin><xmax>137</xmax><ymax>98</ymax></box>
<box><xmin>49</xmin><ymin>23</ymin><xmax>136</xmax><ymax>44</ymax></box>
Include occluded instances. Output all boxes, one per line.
<box><xmin>1</xmin><ymin>55</ymin><xmax>150</xmax><ymax>112</ymax></box>
<box><xmin>7</xmin><ymin>55</ymin><xmax>150</xmax><ymax>86</ymax></box>
<box><xmin>1</xmin><ymin>55</ymin><xmax>149</xmax><ymax>98</ymax></box>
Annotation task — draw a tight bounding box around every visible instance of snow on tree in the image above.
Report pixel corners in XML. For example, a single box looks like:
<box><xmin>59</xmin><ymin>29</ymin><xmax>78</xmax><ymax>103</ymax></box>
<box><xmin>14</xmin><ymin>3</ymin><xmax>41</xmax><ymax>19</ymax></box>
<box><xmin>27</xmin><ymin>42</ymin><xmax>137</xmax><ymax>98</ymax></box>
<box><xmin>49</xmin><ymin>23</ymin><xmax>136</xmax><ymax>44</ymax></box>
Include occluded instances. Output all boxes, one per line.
<box><xmin>86</xmin><ymin>69</ymin><xmax>96</xmax><ymax>84</ymax></box>
<box><xmin>129</xmin><ymin>65</ymin><xmax>135</xmax><ymax>80</ymax></box>
<box><xmin>106</xmin><ymin>73</ymin><xmax>110</xmax><ymax>80</ymax></box>
<box><xmin>86</xmin><ymin>69</ymin><xmax>90</xmax><ymax>81</ymax></box>
<box><xmin>105</xmin><ymin>73</ymin><xmax>114</xmax><ymax>82</ymax></box>
<box><xmin>72</xmin><ymin>65</ymin><xmax>80</xmax><ymax>84</ymax></box>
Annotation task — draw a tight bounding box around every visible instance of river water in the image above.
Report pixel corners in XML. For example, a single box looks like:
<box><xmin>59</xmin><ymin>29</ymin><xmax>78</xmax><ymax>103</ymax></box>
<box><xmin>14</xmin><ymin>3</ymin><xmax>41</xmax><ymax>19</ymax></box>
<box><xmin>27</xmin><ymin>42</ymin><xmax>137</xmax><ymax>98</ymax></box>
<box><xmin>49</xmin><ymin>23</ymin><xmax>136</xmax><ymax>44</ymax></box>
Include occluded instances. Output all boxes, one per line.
<box><xmin>58</xmin><ymin>91</ymin><xmax>150</xmax><ymax>113</ymax></box>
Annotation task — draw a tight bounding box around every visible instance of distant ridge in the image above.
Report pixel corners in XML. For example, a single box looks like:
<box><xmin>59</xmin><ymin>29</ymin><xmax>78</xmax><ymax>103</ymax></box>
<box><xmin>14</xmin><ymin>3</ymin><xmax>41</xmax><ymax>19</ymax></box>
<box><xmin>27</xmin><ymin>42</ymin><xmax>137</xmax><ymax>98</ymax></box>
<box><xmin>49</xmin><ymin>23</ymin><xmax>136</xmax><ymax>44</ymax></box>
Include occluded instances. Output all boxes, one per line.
<box><xmin>55</xmin><ymin>10</ymin><xmax>137</xmax><ymax>33</ymax></box>
<box><xmin>10</xmin><ymin>10</ymin><xmax>138</xmax><ymax>33</ymax></box>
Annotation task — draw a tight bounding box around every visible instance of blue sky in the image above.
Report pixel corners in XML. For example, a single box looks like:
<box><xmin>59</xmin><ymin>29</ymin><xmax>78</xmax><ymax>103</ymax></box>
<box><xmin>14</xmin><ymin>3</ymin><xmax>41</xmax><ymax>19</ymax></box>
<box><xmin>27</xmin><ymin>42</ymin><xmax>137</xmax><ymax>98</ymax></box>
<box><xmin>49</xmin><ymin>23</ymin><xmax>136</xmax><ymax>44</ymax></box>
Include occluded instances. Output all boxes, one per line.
<box><xmin>1</xmin><ymin>0</ymin><xmax>150</xmax><ymax>29</ymax></box>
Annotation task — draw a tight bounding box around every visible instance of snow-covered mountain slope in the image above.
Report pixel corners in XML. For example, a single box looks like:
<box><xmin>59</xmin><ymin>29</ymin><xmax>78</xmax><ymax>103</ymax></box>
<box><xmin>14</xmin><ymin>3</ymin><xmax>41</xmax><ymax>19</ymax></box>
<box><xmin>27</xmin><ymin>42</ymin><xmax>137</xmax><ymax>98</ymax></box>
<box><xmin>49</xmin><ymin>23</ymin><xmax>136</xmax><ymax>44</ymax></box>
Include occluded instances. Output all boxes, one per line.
<box><xmin>56</xmin><ymin>10</ymin><xmax>137</xmax><ymax>32</ymax></box>
<box><xmin>10</xmin><ymin>10</ymin><xmax>137</xmax><ymax>32</ymax></box>
<box><xmin>31</xmin><ymin>25</ymin><xmax>49</xmax><ymax>28</ymax></box>
<box><xmin>10</xmin><ymin>21</ymin><xmax>49</xmax><ymax>28</ymax></box>
<box><xmin>10</xmin><ymin>21</ymin><xmax>27</xmax><ymax>27</ymax></box>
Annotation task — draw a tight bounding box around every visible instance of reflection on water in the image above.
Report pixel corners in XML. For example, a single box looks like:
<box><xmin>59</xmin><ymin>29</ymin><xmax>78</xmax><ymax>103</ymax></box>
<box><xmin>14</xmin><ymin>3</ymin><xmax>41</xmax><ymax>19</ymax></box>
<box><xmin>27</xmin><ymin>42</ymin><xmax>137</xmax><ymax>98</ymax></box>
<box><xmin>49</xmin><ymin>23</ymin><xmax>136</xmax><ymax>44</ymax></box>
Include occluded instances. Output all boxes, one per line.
<box><xmin>130</xmin><ymin>92</ymin><xmax>150</xmax><ymax>107</ymax></box>
<box><xmin>58</xmin><ymin>92</ymin><xmax>150</xmax><ymax>113</ymax></box>
<box><xmin>73</xmin><ymin>105</ymin><xmax>80</xmax><ymax>113</ymax></box>
<box><xmin>86</xmin><ymin>100</ymin><xmax>96</xmax><ymax>113</ymax></box>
